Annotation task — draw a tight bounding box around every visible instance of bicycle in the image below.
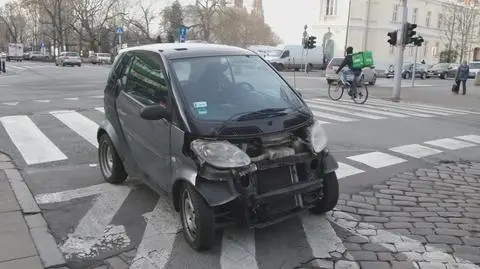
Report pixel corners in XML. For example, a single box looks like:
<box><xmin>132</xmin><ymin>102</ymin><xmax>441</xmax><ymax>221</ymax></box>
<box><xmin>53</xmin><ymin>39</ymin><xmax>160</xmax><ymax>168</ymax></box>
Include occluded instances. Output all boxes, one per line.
<box><xmin>328</xmin><ymin>69</ymin><xmax>369</xmax><ymax>104</ymax></box>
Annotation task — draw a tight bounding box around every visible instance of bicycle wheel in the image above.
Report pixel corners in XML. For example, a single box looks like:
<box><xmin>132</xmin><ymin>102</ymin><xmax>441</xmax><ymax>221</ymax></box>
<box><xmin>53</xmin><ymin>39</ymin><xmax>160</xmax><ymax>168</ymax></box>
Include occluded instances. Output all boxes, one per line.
<box><xmin>328</xmin><ymin>81</ymin><xmax>344</xmax><ymax>101</ymax></box>
<box><xmin>352</xmin><ymin>85</ymin><xmax>369</xmax><ymax>104</ymax></box>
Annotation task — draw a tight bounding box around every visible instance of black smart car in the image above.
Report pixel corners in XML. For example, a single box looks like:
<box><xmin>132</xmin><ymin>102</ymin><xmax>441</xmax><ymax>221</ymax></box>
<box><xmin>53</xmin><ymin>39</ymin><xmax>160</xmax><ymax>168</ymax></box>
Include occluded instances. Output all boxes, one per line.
<box><xmin>97</xmin><ymin>43</ymin><xmax>340</xmax><ymax>251</ymax></box>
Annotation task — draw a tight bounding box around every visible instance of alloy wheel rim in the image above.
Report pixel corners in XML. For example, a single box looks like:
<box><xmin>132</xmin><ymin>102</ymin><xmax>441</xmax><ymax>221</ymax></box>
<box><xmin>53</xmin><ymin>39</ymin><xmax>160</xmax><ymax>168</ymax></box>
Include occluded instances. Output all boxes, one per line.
<box><xmin>100</xmin><ymin>141</ymin><xmax>113</xmax><ymax>178</ymax></box>
<box><xmin>182</xmin><ymin>190</ymin><xmax>197</xmax><ymax>241</ymax></box>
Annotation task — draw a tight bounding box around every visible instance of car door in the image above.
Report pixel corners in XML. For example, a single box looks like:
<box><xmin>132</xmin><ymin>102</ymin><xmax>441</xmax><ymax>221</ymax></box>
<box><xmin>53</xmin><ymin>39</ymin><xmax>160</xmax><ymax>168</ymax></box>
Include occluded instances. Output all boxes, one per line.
<box><xmin>115</xmin><ymin>50</ymin><xmax>172</xmax><ymax>192</ymax></box>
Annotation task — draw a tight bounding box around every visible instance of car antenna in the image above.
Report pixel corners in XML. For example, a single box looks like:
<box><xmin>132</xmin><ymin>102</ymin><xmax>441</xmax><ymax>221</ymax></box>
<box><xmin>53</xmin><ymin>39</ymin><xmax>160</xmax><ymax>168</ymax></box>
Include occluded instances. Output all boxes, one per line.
<box><xmin>292</xmin><ymin>57</ymin><xmax>296</xmax><ymax>89</ymax></box>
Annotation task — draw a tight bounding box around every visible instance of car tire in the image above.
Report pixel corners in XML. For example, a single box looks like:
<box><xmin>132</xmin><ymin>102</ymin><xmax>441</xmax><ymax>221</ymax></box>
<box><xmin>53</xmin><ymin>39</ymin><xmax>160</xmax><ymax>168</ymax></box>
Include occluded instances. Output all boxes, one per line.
<box><xmin>180</xmin><ymin>183</ymin><xmax>215</xmax><ymax>251</ymax></box>
<box><xmin>98</xmin><ymin>133</ymin><xmax>128</xmax><ymax>184</ymax></box>
<box><xmin>440</xmin><ymin>73</ymin><xmax>446</xmax><ymax>79</ymax></box>
<box><xmin>421</xmin><ymin>73</ymin><xmax>426</xmax><ymax>79</ymax></box>
<box><xmin>310</xmin><ymin>172</ymin><xmax>339</xmax><ymax>214</ymax></box>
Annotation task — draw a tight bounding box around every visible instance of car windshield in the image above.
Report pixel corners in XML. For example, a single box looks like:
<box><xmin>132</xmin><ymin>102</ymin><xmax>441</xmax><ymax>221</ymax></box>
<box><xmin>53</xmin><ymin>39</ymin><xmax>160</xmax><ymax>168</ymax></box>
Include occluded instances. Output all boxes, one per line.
<box><xmin>66</xmin><ymin>52</ymin><xmax>78</xmax><ymax>57</ymax></box>
<box><xmin>432</xmin><ymin>63</ymin><xmax>449</xmax><ymax>69</ymax></box>
<box><xmin>469</xmin><ymin>62</ymin><xmax>480</xmax><ymax>69</ymax></box>
<box><xmin>170</xmin><ymin>55</ymin><xmax>305</xmax><ymax>121</ymax></box>
<box><xmin>329</xmin><ymin>58</ymin><xmax>344</xmax><ymax>66</ymax></box>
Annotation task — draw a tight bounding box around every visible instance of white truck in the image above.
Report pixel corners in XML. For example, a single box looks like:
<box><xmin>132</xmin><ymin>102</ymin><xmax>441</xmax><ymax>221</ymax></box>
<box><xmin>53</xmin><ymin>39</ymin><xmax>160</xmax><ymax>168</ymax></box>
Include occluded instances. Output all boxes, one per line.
<box><xmin>7</xmin><ymin>43</ymin><xmax>24</xmax><ymax>61</ymax></box>
<box><xmin>264</xmin><ymin>44</ymin><xmax>324</xmax><ymax>72</ymax></box>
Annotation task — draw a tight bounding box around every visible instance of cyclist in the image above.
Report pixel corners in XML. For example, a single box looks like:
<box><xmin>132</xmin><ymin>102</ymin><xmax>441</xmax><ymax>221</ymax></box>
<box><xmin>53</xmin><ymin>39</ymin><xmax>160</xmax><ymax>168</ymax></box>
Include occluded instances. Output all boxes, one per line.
<box><xmin>336</xmin><ymin>46</ymin><xmax>362</xmax><ymax>97</ymax></box>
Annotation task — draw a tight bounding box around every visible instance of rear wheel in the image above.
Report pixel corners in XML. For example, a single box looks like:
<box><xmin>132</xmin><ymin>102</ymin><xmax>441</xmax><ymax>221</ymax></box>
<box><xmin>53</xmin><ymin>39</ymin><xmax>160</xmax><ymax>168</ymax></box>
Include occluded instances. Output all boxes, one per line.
<box><xmin>328</xmin><ymin>81</ymin><xmax>344</xmax><ymax>101</ymax></box>
<box><xmin>98</xmin><ymin>133</ymin><xmax>127</xmax><ymax>184</ymax></box>
<box><xmin>180</xmin><ymin>183</ymin><xmax>215</xmax><ymax>251</ymax></box>
<box><xmin>352</xmin><ymin>85</ymin><xmax>369</xmax><ymax>104</ymax></box>
<box><xmin>310</xmin><ymin>172</ymin><xmax>339</xmax><ymax>214</ymax></box>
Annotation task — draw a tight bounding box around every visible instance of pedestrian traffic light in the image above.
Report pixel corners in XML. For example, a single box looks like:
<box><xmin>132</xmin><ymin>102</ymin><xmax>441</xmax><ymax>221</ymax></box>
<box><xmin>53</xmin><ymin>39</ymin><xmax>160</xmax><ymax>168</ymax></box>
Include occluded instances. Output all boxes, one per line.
<box><xmin>403</xmin><ymin>22</ymin><xmax>417</xmax><ymax>45</ymax></box>
<box><xmin>307</xmin><ymin>36</ymin><xmax>317</xmax><ymax>49</ymax></box>
<box><xmin>387</xmin><ymin>30</ymin><xmax>398</xmax><ymax>46</ymax></box>
<box><xmin>413</xmin><ymin>36</ymin><xmax>424</xmax><ymax>46</ymax></box>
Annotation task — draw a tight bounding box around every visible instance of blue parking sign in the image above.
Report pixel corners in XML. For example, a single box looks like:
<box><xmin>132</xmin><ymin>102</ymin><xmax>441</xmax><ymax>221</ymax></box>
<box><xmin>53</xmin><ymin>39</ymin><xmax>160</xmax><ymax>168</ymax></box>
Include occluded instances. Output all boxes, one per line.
<box><xmin>179</xmin><ymin>26</ymin><xmax>188</xmax><ymax>42</ymax></box>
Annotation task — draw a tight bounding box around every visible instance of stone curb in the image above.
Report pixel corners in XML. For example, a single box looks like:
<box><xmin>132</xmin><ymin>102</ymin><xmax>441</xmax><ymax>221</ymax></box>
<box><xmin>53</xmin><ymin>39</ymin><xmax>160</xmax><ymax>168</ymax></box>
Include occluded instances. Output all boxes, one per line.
<box><xmin>1</xmin><ymin>152</ymin><xmax>67</xmax><ymax>269</ymax></box>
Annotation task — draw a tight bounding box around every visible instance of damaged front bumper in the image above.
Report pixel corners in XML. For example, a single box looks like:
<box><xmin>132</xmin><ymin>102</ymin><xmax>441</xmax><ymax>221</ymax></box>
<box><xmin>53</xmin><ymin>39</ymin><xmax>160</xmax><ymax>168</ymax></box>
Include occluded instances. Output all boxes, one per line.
<box><xmin>196</xmin><ymin>149</ymin><xmax>338</xmax><ymax>229</ymax></box>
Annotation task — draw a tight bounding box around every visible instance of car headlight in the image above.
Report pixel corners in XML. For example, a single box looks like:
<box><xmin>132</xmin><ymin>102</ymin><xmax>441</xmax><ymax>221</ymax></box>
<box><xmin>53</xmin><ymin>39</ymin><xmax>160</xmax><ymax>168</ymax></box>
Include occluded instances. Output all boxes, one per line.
<box><xmin>191</xmin><ymin>140</ymin><xmax>251</xmax><ymax>169</ymax></box>
<box><xmin>308</xmin><ymin>120</ymin><xmax>328</xmax><ymax>153</ymax></box>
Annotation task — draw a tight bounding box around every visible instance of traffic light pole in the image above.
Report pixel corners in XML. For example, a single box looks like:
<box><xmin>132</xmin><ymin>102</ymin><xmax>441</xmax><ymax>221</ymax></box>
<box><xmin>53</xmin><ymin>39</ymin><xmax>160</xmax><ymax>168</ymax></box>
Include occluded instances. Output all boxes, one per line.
<box><xmin>392</xmin><ymin>0</ymin><xmax>408</xmax><ymax>102</ymax></box>
<box><xmin>412</xmin><ymin>45</ymin><xmax>418</xmax><ymax>87</ymax></box>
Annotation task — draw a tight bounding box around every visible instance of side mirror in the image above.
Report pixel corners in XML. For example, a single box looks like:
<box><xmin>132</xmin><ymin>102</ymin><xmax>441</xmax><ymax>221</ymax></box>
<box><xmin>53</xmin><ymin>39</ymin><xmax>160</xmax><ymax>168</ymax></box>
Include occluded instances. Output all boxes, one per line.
<box><xmin>140</xmin><ymin>104</ymin><xmax>170</xmax><ymax>121</ymax></box>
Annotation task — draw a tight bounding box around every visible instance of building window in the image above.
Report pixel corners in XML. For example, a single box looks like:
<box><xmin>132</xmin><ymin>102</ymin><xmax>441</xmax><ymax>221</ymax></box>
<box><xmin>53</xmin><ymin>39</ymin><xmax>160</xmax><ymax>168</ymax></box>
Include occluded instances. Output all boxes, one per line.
<box><xmin>426</xmin><ymin>11</ymin><xmax>431</xmax><ymax>27</ymax></box>
<box><xmin>424</xmin><ymin>41</ymin><xmax>429</xmax><ymax>57</ymax></box>
<box><xmin>412</xmin><ymin>8</ymin><xmax>418</xmax><ymax>23</ymax></box>
<box><xmin>432</xmin><ymin>41</ymin><xmax>439</xmax><ymax>57</ymax></box>
<box><xmin>326</xmin><ymin>0</ymin><xmax>337</xmax><ymax>16</ymax></box>
<box><xmin>392</xmin><ymin>5</ymin><xmax>399</xmax><ymax>22</ymax></box>
<box><xmin>437</xmin><ymin>13</ymin><xmax>443</xmax><ymax>28</ymax></box>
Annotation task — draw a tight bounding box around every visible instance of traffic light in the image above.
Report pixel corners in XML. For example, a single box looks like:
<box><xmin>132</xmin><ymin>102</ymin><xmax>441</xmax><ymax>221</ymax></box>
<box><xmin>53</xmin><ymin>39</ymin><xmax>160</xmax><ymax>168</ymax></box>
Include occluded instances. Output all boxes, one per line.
<box><xmin>403</xmin><ymin>22</ymin><xmax>417</xmax><ymax>45</ymax></box>
<box><xmin>307</xmin><ymin>36</ymin><xmax>317</xmax><ymax>49</ymax></box>
<box><xmin>413</xmin><ymin>35</ymin><xmax>424</xmax><ymax>46</ymax></box>
<box><xmin>387</xmin><ymin>30</ymin><xmax>398</xmax><ymax>46</ymax></box>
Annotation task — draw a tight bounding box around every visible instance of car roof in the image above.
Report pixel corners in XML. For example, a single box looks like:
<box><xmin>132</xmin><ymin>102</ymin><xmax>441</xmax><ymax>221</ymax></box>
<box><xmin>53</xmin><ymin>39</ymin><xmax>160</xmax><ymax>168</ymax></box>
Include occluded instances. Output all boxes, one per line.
<box><xmin>118</xmin><ymin>43</ymin><xmax>256</xmax><ymax>60</ymax></box>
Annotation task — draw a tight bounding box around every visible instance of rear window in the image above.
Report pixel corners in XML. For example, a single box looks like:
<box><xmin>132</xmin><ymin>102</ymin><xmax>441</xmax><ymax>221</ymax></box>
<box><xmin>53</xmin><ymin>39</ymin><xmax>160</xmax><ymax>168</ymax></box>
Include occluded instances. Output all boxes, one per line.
<box><xmin>329</xmin><ymin>58</ymin><xmax>344</xmax><ymax>66</ymax></box>
<box><xmin>469</xmin><ymin>62</ymin><xmax>480</xmax><ymax>69</ymax></box>
<box><xmin>66</xmin><ymin>52</ymin><xmax>78</xmax><ymax>57</ymax></box>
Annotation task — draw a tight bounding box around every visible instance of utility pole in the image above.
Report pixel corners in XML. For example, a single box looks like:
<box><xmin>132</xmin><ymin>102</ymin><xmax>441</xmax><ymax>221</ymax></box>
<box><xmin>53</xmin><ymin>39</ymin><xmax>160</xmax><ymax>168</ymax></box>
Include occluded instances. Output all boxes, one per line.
<box><xmin>392</xmin><ymin>0</ymin><xmax>408</xmax><ymax>102</ymax></box>
<box><xmin>412</xmin><ymin>45</ymin><xmax>417</xmax><ymax>87</ymax></box>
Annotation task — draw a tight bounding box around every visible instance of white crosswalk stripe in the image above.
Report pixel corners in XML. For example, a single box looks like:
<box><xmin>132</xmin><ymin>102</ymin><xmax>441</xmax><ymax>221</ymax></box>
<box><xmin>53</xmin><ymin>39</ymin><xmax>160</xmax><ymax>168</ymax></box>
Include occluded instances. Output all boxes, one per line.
<box><xmin>50</xmin><ymin>110</ymin><xmax>99</xmax><ymax>148</ymax></box>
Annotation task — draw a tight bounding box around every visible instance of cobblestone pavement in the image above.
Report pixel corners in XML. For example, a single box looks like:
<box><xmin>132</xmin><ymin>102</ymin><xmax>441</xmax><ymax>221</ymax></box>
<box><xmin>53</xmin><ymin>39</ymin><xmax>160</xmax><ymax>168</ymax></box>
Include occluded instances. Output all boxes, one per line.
<box><xmin>329</xmin><ymin>161</ymin><xmax>480</xmax><ymax>269</ymax></box>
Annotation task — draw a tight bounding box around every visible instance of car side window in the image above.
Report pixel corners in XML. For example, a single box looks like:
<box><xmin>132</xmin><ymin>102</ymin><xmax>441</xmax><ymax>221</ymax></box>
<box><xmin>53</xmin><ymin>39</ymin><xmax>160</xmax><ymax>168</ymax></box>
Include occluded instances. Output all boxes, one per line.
<box><xmin>125</xmin><ymin>51</ymin><xmax>169</xmax><ymax>107</ymax></box>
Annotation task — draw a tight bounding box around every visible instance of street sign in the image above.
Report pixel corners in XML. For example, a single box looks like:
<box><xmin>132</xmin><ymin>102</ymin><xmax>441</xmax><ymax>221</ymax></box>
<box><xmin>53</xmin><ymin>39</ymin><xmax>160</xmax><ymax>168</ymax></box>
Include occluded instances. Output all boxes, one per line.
<box><xmin>116</xmin><ymin>27</ymin><xmax>124</xmax><ymax>34</ymax></box>
<box><xmin>179</xmin><ymin>26</ymin><xmax>188</xmax><ymax>43</ymax></box>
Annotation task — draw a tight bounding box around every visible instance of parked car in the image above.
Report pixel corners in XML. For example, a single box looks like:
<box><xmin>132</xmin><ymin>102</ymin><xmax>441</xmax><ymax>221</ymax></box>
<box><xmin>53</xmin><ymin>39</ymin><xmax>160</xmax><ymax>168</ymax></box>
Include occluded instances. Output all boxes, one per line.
<box><xmin>399</xmin><ymin>63</ymin><xmax>428</xmax><ymax>79</ymax></box>
<box><xmin>325</xmin><ymin>57</ymin><xmax>377</xmax><ymax>85</ymax></box>
<box><xmin>427</xmin><ymin>63</ymin><xmax>458</xmax><ymax>79</ymax></box>
<box><xmin>97</xmin><ymin>43</ymin><xmax>340</xmax><ymax>251</ymax></box>
<box><xmin>55</xmin><ymin>51</ymin><xmax>82</xmax><ymax>67</ymax></box>
<box><xmin>91</xmin><ymin>53</ymin><xmax>112</xmax><ymax>64</ymax></box>
<box><xmin>468</xmin><ymin>61</ymin><xmax>480</xmax><ymax>78</ymax></box>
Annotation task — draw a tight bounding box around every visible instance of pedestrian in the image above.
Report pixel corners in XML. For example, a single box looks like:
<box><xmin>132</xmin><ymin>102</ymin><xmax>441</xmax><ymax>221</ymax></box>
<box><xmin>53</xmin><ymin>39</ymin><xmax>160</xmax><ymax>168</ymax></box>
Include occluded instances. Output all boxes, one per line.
<box><xmin>421</xmin><ymin>59</ymin><xmax>426</xmax><ymax>64</ymax></box>
<box><xmin>455</xmin><ymin>60</ymin><xmax>469</xmax><ymax>95</ymax></box>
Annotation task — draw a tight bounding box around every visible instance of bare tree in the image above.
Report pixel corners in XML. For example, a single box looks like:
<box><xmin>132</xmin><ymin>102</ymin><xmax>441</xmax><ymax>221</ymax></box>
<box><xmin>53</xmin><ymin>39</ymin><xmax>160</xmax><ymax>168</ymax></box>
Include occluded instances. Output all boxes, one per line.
<box><xmin>161</xmin><ymin>0</ymin><xmax>184</xmax><ymax>41</ymax></box>
<box><xmin>184</xmin><ymin>0</ymin><xmax>221</xmax><ymax>41</ymax></box>
<box><xmin>128</xmin><ymin>0</ymin><xmax>158</xmax><ymax>41</ymax></box>
<box><xmin>0</xmin><ymin>1</ymin><xmax>27</xmax><ymax>43</ymax></box>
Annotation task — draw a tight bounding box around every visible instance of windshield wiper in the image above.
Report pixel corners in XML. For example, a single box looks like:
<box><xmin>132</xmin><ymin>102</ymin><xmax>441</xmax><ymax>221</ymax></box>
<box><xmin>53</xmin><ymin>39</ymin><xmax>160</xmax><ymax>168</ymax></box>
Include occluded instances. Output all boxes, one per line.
<box><xmin>233</xmin><ymin>108</ymin><xmax>289</xmax><ymax>121</ymax></box>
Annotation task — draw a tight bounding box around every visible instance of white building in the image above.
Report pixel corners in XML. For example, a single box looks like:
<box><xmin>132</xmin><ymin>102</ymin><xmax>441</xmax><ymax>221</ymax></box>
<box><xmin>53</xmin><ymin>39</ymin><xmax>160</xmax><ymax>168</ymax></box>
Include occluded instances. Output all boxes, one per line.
<box><xmin>309</xmin><ymin>0</ymin><xmax>480</xmax><ymax>69</ymax></box>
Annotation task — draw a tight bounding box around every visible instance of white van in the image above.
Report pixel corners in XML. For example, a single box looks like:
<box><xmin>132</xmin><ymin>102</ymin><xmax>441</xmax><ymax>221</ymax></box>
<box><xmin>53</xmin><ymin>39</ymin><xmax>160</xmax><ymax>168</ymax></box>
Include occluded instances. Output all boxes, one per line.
<box><xmin>264</xmin><ymin>44</ymin><xmax>324</xmax><ymax>72</ymax></box>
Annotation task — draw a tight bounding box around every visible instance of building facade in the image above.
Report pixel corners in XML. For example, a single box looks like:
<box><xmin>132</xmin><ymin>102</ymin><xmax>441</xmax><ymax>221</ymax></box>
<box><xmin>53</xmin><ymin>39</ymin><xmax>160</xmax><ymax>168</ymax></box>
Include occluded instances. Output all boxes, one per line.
<box><xmin>310</xmin><ymin>0</ymin><xmax>480</xmax><ymax>69</ymax></box>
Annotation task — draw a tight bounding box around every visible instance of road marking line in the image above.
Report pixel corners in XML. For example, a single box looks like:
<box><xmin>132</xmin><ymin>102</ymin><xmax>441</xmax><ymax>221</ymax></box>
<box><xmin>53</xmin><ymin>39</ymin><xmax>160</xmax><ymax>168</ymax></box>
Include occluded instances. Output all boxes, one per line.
<box><xmin>220</xmin><ymin>228</ymin><xmax>257</xmax><ymax>269</ymax></box>
<box><xmin>336</xmin><ymin>162</ymin><xmax>364</xmax><ymax>179</ymax></box>
<box><xmin>393</xmin><ymin>101</ymin><xmax>479</xmax><ymax>114</ymax></box>
<box><xmin>95</xmin><ymin>107</ymin><xmax>105</xmax><ymax>113</ymax></box>
<box><xmin>34</xmin><ymin>100</ymin><xmax>51</xmax><ymax>103</ymax></box>
<box><xmin>130</xmin><ymin>196</ymin><xmax>181</xmax><ymax>269</ymax></box>
<box><xmin>36</xmin><ymin>184</ymin><xmax>133</xmax><ymax>259</ymax></box>
<box><xmin>91</xmin><ymin>95</ymin><xmax>103</xmax><ymax>99</ymax></box>
<box><xmin>64</xmin><ymin>97</ymin><xmax>79</xmax><ymax>101</ymax></box>
<box><xmin>302</xmin><ymin>214</ymin><xmax>346</xmax><ymax>262</ymax></box>
<box><xmin>0</xmin><ymin>115</ymin><xmax>68</xmax><ymax>165</ymax></box>
<box><xmin>389</xmin><ymin>144</ymin><xmax>443</xmax><ymax>158</ymax></box>
<box><xmin>2</xmin><ymin>102</ymin><xmax>19</xmax><ymax>106</ymax></box>
<box><xmin>367</xmin><ymin>100</ymin><xmax>453</xmax><ymax>116</ymax></box>
<box><xmin>309</xmin><ymin>99</ymin><xmax>409</xmax><ymax>118</ymax></box>
<box><xmin>312</xmin><ymin>111</ymin><xmax>358</xmax><ymax>122</ymax></box>
<box><xmin>424</xmin><ymin>138</ymin><xmax>477</xmax><ymax>150</ymax></box>
<box><xmin>455</xmin><ymin>135</ymin><xmax>480</xmax><ymax>144</ymax></box>
<box><xmin>337</xmin><ymin>100</ymin><xmax>435</xmax><ymax>117</ymax></box>
<box><xmin>308</xmin><ymin>102</ymin><xmax>386</xmax><ymax>120</ymax></box>
<box><xmin>50</xmin><ymin>110</ymin><xmax>99</xmax><ymax>148</ymax></box>
<box><xmin>347</xmin><ymin>151</ymin><xmax>407</xmax><ymax>168</ymax></box>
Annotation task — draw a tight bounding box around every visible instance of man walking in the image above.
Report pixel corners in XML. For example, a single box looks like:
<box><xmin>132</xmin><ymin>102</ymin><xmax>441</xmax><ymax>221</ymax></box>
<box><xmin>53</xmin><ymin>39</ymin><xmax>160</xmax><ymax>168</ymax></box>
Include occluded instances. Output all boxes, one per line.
<box><xmin>455</xmin><ymin>60</ymin><xmax>469</xmax><ymax>95</ymax></box>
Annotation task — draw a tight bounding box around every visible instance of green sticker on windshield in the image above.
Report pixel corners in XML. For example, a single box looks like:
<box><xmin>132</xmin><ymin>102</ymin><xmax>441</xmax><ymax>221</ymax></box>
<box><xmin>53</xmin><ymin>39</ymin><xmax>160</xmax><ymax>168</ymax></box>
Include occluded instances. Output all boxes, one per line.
<box><xmin>193</xmin><ymin>101</ymin><xmax>208</xmax><ymax>115</ymax></box>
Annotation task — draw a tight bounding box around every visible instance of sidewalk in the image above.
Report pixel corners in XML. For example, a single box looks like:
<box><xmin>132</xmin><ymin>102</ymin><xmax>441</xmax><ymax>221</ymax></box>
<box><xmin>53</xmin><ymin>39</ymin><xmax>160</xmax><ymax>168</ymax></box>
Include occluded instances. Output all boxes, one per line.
<box><xmin>369</xmin><ymin>81</ymin><xmax>480</xmax><ymax>112</ymax></box>
<box><xmin>0</xmin><ymin>152</ymin><xmax>66</xmax><ymax>269</ymax></box>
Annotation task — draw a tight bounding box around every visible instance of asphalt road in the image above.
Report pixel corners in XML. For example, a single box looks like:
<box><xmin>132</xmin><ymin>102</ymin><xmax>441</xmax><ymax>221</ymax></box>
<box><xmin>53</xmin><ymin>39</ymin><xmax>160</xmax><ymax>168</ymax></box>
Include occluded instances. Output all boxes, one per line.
<box><xmin>0</xmin><ymin>61</ymin><xmax>479</xmax><ymax>269</ymax></box>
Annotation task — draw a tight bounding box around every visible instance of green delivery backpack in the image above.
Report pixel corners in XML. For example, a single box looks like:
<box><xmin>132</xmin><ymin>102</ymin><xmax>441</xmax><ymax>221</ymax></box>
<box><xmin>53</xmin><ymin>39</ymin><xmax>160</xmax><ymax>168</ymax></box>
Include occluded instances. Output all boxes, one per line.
<box><xmin>352</xmin><ymin>51</ymin><xmax>374</xmax><ymax>69</ymax></box>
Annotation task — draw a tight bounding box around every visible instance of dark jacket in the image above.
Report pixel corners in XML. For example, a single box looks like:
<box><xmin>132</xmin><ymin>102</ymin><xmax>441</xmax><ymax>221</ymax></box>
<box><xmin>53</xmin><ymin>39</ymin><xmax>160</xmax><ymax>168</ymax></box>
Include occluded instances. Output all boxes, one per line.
<box><xmin>456</xmin><ymin>64</ymin><xmax>469</xmax><ymax>81</ymax></box>
<box><xmin>336</xmin><ymin>54</ymin><xmax>362</xmax><ymax>74</ymax></box>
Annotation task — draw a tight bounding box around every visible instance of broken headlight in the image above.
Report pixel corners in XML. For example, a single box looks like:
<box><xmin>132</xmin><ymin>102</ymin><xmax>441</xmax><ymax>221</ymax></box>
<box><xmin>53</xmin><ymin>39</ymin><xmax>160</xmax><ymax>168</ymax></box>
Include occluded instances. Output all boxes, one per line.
<box><xmin>308</xmin><ymin>120</ymin><xmax>328</xmax><ymax>154</ymax></box>
<box><xmin>191</xmin><ymin>140</ymin><xmax>251</xmax><ymax>169</ymax></box>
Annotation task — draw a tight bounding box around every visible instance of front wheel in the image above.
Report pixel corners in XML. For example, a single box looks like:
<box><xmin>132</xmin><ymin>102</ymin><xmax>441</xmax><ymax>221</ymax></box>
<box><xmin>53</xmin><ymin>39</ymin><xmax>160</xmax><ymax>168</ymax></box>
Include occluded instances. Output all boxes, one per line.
<box><xmin>310</xmin><ymin>172</ymin><xmax>339</xmax><ymax>214</ymax></box>
<box><xmin>328</xmin><ymin>81</ymin><xmax>344</xmax><ymax>101</ymax></box>
<box><xmin>98</xmin><ymin>133</ymin><xmax>127</xmax><ymax>184</ymax></box>
<box><xmin>180</xmin><ymin>183</ymin><xmax>215</xmax><ymax>251</ymax></box>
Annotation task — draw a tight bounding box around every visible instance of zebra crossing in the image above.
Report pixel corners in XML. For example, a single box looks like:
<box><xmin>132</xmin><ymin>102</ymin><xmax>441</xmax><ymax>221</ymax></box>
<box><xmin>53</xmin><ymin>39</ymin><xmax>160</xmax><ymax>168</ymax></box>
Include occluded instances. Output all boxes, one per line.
<box><xmin>0</xmin><ymin>97</ymin><xmax>478</xmax><ymax>171</ymax></box>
